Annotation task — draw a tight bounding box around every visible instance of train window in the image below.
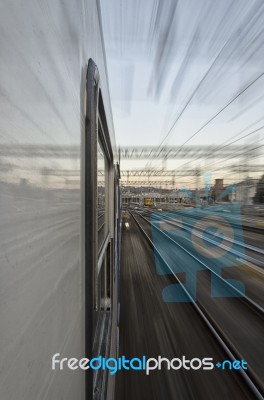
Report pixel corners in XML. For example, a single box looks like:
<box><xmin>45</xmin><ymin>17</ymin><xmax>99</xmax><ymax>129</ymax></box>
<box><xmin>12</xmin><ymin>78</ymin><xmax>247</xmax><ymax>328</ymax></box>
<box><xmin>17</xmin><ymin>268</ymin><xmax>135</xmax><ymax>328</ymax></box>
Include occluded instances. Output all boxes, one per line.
<box><xmin>106</xmin><ymin>243</ymin><xmax>111</xmax><ymax>303</ymax></box>
<box><xmin>85</xmin><ymin>58</ymin><xmax>114</xmax><ymax>399</ymax></box>
<box><xmin>97</xmin><ymin>139</ymin><xmax>106</xmax><ymax>250</ymax></box>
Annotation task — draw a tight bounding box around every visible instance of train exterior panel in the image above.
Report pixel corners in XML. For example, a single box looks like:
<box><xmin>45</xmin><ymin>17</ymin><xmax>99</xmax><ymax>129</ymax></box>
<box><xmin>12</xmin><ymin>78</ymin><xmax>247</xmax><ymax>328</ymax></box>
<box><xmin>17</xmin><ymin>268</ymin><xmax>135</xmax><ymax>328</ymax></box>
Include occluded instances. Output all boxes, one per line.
<box><xmin>0</xmin><ymin>1</ymin><xmax>119</xmax><ymax>399</ymax></box>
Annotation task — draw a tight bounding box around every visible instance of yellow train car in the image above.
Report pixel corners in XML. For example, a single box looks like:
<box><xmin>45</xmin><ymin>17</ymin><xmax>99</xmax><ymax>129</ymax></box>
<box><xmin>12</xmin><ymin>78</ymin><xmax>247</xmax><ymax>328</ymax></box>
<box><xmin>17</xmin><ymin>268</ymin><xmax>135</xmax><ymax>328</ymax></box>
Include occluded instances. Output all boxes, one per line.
<box><xmin>144</xmin><ymin>197</ymin><xmax>154</xmax><ymax>206</ymax></box>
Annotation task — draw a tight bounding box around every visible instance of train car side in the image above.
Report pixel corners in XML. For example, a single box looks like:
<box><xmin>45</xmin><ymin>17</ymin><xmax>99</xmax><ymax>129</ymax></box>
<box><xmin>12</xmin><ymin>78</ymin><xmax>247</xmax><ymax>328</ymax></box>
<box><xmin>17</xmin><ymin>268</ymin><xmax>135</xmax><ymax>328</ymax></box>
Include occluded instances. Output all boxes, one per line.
<box><xmin>0</xmin><ymin>1</ymin><xmax>119</xmax><ymax>399</ymax></box>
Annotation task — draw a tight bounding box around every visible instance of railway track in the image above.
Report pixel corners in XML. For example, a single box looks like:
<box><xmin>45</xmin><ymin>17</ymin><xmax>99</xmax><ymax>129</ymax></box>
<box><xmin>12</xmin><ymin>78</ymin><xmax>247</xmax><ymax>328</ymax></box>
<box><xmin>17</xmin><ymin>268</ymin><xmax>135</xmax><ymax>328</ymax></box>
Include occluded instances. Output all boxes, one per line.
<box><xmin>136</xmin><ymin>208</ymin><xmax>264</xmax><ymax>269</ymax></box>
<box><xmin>128</xmin><ymin>205</ymin><xmax>264</xmax><ymax>235</ymax></box>
<box><xmin>133</xmin><ymin>210</ymin><xmax>264</xmax><ymax>310</ymax></box>
<box><xmin>129</xmin><ymin>210</ymin><xmax>264</xmax><ymax>399</ymax></box>
<box><xmin>134</xmin><ymin>209</ymin><xmax>264</xmax><ymax>273</ymax></box>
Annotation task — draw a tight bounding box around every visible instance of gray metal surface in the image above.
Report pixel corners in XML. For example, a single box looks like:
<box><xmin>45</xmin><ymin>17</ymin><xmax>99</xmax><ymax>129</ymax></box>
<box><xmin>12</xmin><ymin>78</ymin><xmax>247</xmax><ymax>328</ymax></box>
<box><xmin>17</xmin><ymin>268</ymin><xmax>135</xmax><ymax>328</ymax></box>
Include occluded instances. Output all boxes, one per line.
<box><xmin>0</xmin><ymin>1</ymin><xmax>115</xmax><ymax>399</ymax></box>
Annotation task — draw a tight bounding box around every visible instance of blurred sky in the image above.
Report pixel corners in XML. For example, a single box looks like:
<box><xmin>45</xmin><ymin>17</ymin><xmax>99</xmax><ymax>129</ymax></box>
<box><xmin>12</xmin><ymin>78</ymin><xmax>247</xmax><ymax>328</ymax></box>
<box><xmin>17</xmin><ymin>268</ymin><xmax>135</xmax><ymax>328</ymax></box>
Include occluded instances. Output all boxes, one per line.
<box><xmin>100</xmin><ymin>0</ymin><xmax>264</xmax><ymax>155</ymax></box>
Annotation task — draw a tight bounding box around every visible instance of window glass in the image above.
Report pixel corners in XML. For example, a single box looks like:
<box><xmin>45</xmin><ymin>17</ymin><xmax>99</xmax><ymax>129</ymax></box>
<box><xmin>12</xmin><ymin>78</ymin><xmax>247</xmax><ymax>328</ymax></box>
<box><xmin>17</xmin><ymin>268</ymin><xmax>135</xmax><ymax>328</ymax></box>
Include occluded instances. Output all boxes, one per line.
<box><xmin>97</xmin><ymin>139</ymin><xmax>105</xmax><ymax>250</ymax></box>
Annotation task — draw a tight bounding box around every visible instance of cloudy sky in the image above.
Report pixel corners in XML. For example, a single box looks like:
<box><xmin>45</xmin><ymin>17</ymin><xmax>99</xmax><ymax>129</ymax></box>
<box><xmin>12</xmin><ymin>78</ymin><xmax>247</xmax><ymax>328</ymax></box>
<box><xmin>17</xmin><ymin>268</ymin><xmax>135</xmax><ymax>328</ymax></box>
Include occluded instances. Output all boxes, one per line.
<box><xmin>100</xmin><ymin>0</ymin><xmax>264</xmax><ymax>145</ymax></box>
<box><xmin>100</xmin><ymin>0</ymin><xmax>264</xmax><ymax>186</ymax></box>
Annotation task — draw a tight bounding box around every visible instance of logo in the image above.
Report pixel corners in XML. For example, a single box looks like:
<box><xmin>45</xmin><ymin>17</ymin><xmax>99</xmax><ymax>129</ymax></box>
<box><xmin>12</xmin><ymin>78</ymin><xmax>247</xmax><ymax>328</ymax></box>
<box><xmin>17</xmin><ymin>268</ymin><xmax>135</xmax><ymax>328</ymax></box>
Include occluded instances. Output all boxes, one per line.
<box><xmin>52</xmin><ymin>354</ymin><xmax>247</xmax><ymax>375</ymax></box>
<box><xmin>151</xmin><ymin>178</ymin><xmax>245</xmax><ymax>302</ymax></box>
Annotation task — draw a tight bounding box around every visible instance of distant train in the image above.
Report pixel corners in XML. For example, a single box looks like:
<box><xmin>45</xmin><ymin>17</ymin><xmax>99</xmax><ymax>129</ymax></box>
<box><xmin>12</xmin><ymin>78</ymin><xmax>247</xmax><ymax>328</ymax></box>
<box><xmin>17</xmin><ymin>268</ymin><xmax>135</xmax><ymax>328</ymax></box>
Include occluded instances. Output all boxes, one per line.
<box><xmin>144</xmin><ymin>197</ymin><xmax>154</xmax><ymax>207</ymax></box>
<box><xmin>0</xmin><ymin>2</ymin><xmax>120</xmax><ymax>400</ymax></box>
